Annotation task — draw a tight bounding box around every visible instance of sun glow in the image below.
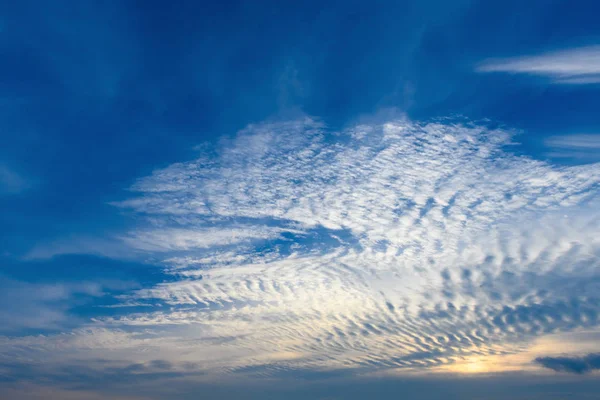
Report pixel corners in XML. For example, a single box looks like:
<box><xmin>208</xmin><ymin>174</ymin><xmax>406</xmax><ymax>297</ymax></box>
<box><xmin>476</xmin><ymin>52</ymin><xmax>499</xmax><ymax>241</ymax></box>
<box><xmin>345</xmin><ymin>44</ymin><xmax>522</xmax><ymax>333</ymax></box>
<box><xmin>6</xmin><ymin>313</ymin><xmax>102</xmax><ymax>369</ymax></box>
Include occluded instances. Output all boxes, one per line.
<box><xmin>463</xmin><ymin>360</ymin><xmax>488</xmax><ymax>373</ymax></box>
<box><xmin>442</xmin><ymin>357</ymin><xmax>491</xmax><ymax>374</ymax></box>
<box><xmin>437</xmin><ymin>356</ymin><xmax>510</xmax><ymax>375</ymax></box>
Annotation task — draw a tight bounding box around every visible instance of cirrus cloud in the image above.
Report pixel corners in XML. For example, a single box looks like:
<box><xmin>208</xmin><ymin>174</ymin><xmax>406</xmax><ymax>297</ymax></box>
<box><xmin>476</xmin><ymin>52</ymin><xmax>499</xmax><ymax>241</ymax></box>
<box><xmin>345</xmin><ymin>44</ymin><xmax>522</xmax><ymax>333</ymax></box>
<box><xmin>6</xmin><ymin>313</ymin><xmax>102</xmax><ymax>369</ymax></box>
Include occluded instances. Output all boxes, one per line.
<box><xmin>477</xmin><ymin>45</ymin><xmax>600</xmax><ymax>84</ymax></box>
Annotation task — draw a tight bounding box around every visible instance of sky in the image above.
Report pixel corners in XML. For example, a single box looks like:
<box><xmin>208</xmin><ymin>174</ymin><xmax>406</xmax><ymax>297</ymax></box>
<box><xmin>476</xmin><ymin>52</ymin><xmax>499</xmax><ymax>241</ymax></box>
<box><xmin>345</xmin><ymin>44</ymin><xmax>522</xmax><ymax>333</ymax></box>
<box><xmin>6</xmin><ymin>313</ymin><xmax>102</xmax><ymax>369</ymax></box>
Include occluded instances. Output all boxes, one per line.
<box><xmin>1</xmin><ymin>1</ymin><xmax>600</xmax><ymax>399</ymax></box>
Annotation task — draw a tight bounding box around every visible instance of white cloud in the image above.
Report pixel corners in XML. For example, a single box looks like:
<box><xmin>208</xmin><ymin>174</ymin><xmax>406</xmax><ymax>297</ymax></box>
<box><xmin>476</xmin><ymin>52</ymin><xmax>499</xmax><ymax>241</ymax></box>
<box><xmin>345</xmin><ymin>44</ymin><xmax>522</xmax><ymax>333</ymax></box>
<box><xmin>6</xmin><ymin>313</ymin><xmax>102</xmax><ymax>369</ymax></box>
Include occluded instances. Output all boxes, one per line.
<box><xmin>121</xmin><ymin>226</ymin><xmax>293</xmax><ymax>252</ymax></box>
<box><xmin>546</xmin><ymin>134</ymin><xmax>600</xmax><ymax>150</ymax></box>
<box><xmin>4</xmin><ymin>117</ymin><xmax>600</xmax><ymax>383</ymax></box>
<box><xmin>477</xmin><ymin>45</ymin><xmax>600</xmax><ymax>84</ymax></box>
<box><xmin>544</xmin><ymin>134</ymin><xmax>600</xmax><ymax>161</ymax></box>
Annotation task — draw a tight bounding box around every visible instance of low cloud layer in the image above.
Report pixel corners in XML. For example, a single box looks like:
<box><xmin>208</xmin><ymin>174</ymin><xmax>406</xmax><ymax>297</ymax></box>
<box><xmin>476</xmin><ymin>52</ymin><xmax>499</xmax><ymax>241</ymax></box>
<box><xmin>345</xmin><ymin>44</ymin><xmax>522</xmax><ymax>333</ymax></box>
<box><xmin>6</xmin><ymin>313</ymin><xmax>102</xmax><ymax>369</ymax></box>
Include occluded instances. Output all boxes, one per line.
<box><xmin>535</xmin><ymin>353</ymin><xmax>600</xmax><ymax>374</ymax></box>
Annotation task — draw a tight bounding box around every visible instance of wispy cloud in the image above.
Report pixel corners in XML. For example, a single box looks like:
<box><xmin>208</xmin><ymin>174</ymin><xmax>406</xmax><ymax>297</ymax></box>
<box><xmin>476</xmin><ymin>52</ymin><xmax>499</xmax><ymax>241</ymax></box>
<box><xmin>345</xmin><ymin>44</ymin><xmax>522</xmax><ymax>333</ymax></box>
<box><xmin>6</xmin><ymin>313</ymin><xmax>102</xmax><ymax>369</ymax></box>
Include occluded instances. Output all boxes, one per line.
<box><xmin>544</xmin><ymin>134</ymin><xmax>600</xmax><ymax>161</ymax></box>
<box><xmin>24</xmin><ymin>236</ymin><xmax>132</xmax><ymax>260</ymax></box>
<box><xmin>0</xmin><ymin>277</ymin><xmax>126</xmax><ymax>332</ymax></box>
<box><xmin>545</xmin><ymin>134</ymin><xmax>600</xmax><ymax>150</ymax></box>
<box><xmin>121</xmin><ymin>226</ymin><xmax>293</xmax><ymax>252</ymax></box>
<box><xmin>477</xmin><ymin>45</ymin><xmax>600</xmax><ymax>84</ymax></box>
<box><xmin>0</xmin><ymin>165</ymin><xmax>30</xmax><ymax>195</ymax></box>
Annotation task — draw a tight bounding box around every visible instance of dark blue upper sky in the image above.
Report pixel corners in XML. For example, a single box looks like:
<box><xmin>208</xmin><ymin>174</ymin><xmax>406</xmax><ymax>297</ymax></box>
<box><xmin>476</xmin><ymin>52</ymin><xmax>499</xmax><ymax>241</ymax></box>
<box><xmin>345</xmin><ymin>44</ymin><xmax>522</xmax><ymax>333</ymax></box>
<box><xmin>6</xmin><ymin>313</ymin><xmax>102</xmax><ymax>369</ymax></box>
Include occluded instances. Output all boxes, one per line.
<box><xmin>1</xmin><ymin>1</ymin><xmax>600</xmax><ymax>399</ymax></box>
<box><xmin>2</xmin><ymin>0</ymin><xmax>600</xmax><ymax>254</ymax></box>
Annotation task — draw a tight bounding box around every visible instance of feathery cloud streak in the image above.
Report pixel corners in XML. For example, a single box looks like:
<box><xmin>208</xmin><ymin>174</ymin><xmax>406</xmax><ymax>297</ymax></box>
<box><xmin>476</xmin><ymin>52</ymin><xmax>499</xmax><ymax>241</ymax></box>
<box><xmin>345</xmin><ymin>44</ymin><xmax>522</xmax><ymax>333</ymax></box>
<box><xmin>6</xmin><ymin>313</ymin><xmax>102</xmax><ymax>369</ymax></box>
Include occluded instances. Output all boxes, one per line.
<box><xmin>477</xmin><ymin>45</ymin><xmax>600</xmax><ymax>84</ymax></box>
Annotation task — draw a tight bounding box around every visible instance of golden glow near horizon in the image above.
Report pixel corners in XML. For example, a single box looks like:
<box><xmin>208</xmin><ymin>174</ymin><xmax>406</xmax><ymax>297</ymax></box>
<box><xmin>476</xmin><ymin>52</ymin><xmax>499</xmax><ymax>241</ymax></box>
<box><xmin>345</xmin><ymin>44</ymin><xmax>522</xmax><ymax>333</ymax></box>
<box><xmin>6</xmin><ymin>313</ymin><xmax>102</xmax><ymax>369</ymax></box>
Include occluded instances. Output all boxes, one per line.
<box><xmin>427</xmin><ymin>330</ymin><xmax>600</xmax><ymax>376</ymax></box>
<box><xmin>4</xmin><ymin>118</ymin><xmax>600</xmax><ymax>399</ymax></box>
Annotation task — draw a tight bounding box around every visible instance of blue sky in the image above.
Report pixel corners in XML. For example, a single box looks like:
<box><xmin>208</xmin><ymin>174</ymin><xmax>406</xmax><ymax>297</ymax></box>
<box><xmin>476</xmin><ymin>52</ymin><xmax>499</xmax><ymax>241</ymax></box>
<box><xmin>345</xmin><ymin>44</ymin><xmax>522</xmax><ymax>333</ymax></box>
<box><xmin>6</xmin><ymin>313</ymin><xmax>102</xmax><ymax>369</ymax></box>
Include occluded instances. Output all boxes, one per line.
<box><xmin>1</xmin><ymin>1</ymin><xmax>600</xmax><ymax>399</ymax></box>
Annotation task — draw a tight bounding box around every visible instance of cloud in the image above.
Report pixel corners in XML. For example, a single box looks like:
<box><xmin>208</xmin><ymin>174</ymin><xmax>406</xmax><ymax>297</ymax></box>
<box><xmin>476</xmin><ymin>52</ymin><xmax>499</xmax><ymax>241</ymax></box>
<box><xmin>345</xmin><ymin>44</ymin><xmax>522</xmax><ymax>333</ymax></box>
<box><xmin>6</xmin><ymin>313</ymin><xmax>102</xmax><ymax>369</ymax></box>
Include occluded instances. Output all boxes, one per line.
<box><xmin>0</xmin><ymin>165</ymin><xmax>30</xmax><ymax>194</ymax></box>
<box><xmin>101</xmin><ymin>118</ymin><xmax>600</xmax><ymax>372</ymax></box>
<box><xmin>544</xmin><ymin>134</ymin><xmax>600</xmax><ymax>161</ymax></box>
<box><xmin>277</xmin><ymin>62</ymin><xmax>308</xmax><ymax>109</ymax></box>
<box><xmin>535</xmin><ymin>353</ymin><xmax>600</xmax><ymax>374</ymax></box>
<box><xmin>0</xmin><ymin>383</ymin><xmax>149</xmax><ymax>400</ymax></box>
<box><xmin>25</xmin><ymin>236</ymin><xmax>132</xmax><ymax>260</ymax></box>
<box><xmin>0</xmin><ymin>277</ymin><xmax>132</xmax><ymax>333</ymax></box>
<box><xmin>121</xmin><ymin>226</ymin><xmax>293</xmax><ymax>252</ymax></box>
<box><xmin>3</xmin><ymin>117</ymin><xmax>600</xmax><ymax>390</ymax></box>
<box><xmin>477</xmin><ymin>45</ymin><xmax>600</xmax><ymax>84</ymax></box>
<box><xmin>545</xmin><ymin>134</ymin><xmax>600</xmax><ymax>150</ymax></box>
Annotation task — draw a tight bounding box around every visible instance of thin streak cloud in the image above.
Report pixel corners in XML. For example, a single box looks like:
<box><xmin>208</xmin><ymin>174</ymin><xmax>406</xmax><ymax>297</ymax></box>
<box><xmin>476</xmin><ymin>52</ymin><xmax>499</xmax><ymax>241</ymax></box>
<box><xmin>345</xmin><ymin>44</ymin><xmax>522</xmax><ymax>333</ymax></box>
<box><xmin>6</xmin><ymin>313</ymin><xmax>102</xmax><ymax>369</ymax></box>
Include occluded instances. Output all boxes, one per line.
<box><xmin>544</xmin><ymin>134</ymin><xmax>600</xmax><ymax>161</ymax></box>
<box><xmin>545</xmin><ymin>134</ymin><xmax>600</xmax><ymax>150</ymax></box>
<box><xmin>477</xmin><ymin>45</ymin><xmax>600</xmax><ymax>84</ymax></box>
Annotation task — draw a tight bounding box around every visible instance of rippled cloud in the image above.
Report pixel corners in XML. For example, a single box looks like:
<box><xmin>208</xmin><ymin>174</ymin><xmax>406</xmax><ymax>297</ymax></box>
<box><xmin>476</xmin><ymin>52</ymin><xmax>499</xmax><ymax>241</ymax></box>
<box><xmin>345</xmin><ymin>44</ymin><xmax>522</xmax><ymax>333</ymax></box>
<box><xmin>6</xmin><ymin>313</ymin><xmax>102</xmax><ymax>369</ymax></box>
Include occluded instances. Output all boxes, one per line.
<box><xmin>2</xmin><ymin>117</ymin><xmax>600</xmax><ymax>393</ymax></box>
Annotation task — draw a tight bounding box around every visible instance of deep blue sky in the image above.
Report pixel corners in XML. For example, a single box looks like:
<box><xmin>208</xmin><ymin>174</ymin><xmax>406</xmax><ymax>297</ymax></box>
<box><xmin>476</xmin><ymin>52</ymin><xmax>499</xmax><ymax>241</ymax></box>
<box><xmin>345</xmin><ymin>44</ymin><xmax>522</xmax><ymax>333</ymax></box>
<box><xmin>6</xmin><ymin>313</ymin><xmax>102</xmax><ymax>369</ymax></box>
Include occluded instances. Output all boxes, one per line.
<box><xmin>2</xmin><ymin>0</ymin><xmax>600</xmax><ymax>254</ymax></box>
<box><xmin>1</xmin><ymin>1</ymin><xmax>600</xmax><ymax>399</ymax></box>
